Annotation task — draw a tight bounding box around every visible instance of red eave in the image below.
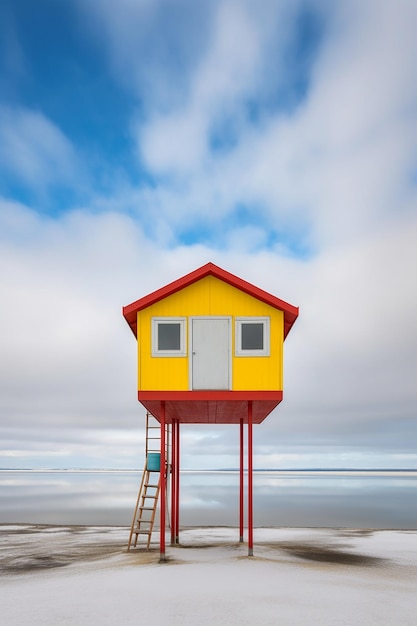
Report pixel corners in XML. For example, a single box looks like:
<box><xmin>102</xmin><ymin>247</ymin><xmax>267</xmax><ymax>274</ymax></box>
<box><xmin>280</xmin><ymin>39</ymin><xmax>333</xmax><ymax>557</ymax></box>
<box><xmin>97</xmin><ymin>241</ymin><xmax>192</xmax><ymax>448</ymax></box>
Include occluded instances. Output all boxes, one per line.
<box><xmin>122</xmin><ymin>262</ymin><xmax>298</xmax><ymax>339</ymax></box>
<box><xmin>138</xmin><ymin>391</ymin><xmax>283</xmax><ymax>424</ymax></box>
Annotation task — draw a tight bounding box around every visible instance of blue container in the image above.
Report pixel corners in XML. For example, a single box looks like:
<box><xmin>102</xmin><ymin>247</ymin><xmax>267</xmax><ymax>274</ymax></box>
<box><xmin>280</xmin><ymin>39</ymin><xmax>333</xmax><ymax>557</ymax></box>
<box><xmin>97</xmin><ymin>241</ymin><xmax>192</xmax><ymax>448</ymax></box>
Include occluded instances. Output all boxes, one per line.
<box><xmin>147</xmin><ymin>453</ymin><xmax>161</xmax><ymax>472</ymax></box>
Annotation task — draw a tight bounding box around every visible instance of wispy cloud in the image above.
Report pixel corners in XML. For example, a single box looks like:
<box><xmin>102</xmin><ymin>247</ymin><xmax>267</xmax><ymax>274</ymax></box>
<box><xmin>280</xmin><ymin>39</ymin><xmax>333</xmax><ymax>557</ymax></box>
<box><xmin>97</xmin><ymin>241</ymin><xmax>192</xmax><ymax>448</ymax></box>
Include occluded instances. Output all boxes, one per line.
<box><xmin>0</xmin><ymin>106</ymin><xmax>78</xmax><ymax>191</ymax></box>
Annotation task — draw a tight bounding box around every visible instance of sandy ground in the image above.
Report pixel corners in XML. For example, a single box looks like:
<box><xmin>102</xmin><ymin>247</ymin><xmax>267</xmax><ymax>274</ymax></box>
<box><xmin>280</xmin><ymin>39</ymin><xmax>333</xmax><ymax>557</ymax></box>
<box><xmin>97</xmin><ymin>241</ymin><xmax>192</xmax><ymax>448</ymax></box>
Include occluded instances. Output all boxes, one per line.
<box><xmin>0</xmin><ymin>525</ymin><xmax>416</xmax><ymax>625</ymax></box>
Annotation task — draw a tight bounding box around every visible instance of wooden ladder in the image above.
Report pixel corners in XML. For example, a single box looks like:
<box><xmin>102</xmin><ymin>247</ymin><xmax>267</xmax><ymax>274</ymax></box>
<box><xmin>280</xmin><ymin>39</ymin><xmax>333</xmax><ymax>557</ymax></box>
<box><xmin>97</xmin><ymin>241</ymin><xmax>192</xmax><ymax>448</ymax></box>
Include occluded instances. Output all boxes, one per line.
<box><xmin>127</xmin><ymin>413</ymin><xmax>169</xmax><ymax>551</ymax></box>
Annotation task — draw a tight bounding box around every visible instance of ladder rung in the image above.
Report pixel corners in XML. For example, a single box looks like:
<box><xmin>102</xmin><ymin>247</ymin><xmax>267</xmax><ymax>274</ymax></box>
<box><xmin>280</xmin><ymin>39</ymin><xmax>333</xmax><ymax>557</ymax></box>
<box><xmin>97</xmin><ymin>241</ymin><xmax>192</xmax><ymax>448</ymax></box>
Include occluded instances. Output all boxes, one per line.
<box><xmin>139</xmin><ymin>507</ymin><xmax>155</xmax><ymax>511</ymax></box>
<box><xmin>144</xmin><ymin>484</ymin><xmax>159</xmax><ymax>488</ymax></box>
<box><xmin>136</xmin><ymin>530</ymin><xmax>152</xmax><ymax>535</ymax></box>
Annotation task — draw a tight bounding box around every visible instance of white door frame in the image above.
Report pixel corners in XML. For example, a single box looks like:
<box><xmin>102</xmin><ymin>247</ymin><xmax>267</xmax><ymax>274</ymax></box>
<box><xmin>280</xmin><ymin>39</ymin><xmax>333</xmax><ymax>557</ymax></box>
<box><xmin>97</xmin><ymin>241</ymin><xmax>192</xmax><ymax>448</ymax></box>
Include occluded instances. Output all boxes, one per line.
<box><xmin>188</xmin><ymin>316</ymin><xmax>232</xmax><ymax>390</ymax></box>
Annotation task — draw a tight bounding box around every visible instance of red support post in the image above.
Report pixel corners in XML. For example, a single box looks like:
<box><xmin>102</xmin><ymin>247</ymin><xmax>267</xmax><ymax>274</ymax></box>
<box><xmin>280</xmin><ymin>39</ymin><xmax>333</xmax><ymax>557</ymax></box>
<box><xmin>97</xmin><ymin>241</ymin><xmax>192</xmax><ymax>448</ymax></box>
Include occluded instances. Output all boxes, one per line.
<box><xmin>171</xmin><ymin>419</ymin><xmax>176</xmax><ymax>546</ymax></box>
<box><xmin>239</xmin><ymin>418</ymin><xmax>244</xmax><ymax>542</ymax></box>
<box><xmin>175</xmin><ymin>421</ymin><xmax>180</xmax><ymax>544</ymax></box>
<box><xmin>248</xmin><ymin>401</ymin><xmax>253</xmax><ymax>557</ymax></box>
<box><xmin>160</xmin><ymin>402</ymin><xmax>166</xmax><ymax>562</ymax></box>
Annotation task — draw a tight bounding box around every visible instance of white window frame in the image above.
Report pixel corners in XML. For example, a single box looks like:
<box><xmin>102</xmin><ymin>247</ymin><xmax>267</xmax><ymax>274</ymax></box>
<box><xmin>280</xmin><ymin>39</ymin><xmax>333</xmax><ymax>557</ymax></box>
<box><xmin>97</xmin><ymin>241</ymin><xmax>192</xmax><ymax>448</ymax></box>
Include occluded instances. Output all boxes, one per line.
<box><xmin>152</xmin><ymin>317</ymin><xmax>187</xmax><ymax>357</ymax></box>
<box><xmin>235</xmin><ymin>317</ymin><xmax>270</xmax><ymax>357</ymax></box>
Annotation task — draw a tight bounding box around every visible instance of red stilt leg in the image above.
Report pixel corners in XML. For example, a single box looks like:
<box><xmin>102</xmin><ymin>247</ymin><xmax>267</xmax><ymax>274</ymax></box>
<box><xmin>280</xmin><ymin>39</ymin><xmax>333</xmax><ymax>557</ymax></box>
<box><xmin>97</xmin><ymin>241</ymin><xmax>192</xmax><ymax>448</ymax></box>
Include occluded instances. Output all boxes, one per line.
<box><xmin>160</xmin><ymin>402</ymin><xmax>166</xmax><ymax>562</ymax></box>
<box><xmin>171</xmin><ymin>419</ymin><xmax>176</xmax><ymax>546</ymax></box>
<box><xmin>239</xmin><ymin>418</ymin><xmax>244</xmax><ymax>542</ymax></box>
<box><xmin>175</xmin><ymin>421</ymin><xmax>180</xmax><ymax>544</ymax></box>
<box><xmin>248</xmin><ymin>401</ymin><xmax>253</xmax><ymax>557</ymax></box>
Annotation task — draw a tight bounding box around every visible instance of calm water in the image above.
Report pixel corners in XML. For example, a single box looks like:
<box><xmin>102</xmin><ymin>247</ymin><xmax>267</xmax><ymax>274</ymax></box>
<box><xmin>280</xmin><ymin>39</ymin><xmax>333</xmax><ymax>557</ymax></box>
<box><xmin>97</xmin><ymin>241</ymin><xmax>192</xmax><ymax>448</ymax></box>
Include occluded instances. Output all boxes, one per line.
<box><xmin>0</xmin><ymin>470</ymin><xmax>416</xmax><ymax>529</ymax></box>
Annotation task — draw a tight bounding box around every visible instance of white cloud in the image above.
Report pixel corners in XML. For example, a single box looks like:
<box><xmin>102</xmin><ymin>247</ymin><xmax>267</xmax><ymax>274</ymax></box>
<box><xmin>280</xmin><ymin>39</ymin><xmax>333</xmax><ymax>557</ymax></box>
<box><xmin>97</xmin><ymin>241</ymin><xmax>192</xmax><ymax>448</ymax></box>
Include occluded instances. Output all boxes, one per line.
<box><xmin>138</xmin><ymin>1</ymin><xmax>262</xmax><ymax>173</ymax></box>
<box><xmin>0</xmin><ymin>107</ymin><xmax>78</xmax><ymax>189</ymax></box>
<box><xmin>140</xmin><ymin>2</ymin><xmax>323</xmax><ymax>177</ymax></box>
<box><xmin>82</xmin><ymin>0</ymin><xmax>300</xmax><ymax>178</ymax></box>
<box><xmin>0</xmin><ymin>426</ymin><xmax>144</xmax><ymax>469</ymax></box>
<box><xmin>76</xmin><ymin>0</ymin><xmax>214</xmax><ymax>105</ymax></box>
<box><xmin>0</xmin><ymin>202</ymin><xmax>141</xmax><ymax>428</ymax></box>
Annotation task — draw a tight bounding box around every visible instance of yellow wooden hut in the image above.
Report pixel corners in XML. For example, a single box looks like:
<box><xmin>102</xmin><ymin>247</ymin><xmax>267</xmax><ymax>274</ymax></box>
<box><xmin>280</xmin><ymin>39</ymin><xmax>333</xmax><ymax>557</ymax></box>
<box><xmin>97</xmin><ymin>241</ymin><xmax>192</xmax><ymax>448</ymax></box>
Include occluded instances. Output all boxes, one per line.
<box><xmin>123</xmin><ymin>261</ymin><xmax>298</xmax><ymax>424</ymax></box>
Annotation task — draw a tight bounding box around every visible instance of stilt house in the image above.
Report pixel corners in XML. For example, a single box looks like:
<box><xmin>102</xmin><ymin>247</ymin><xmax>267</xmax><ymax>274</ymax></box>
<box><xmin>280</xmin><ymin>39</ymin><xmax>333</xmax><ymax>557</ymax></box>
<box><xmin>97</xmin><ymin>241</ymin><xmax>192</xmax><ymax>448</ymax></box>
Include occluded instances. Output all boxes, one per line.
<box><xmin>122</xmin><ymin>262</ymin><xmax>298</xmax><ymax>559</ymax></box>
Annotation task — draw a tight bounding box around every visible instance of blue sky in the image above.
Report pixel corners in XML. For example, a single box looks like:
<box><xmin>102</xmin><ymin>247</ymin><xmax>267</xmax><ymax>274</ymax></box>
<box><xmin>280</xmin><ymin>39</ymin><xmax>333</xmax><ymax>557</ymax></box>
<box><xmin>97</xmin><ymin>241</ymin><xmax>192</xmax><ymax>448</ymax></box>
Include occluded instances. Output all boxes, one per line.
<box><xmin>1</xmin><ymin>0</ymin><xmax>417</xmax><ymax>470</ymax></box>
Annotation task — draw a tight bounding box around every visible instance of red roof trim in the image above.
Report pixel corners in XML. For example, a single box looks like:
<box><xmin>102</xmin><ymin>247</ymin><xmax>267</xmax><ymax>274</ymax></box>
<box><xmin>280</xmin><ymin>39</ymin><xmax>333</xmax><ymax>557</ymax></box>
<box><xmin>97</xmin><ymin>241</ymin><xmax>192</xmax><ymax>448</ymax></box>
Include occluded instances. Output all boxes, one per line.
<box><xmin>123</xmin><ymin>262</ymin><xmax>298</xmax><ymax>338</ymax></box>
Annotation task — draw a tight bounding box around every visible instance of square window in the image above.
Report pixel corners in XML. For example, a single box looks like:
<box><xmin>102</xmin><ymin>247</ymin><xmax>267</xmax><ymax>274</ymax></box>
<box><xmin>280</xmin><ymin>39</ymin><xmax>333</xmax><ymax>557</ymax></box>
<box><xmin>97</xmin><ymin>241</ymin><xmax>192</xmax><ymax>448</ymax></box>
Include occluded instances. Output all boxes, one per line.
<box><xmin>241</xmin><ymin>322</ymin><xmax>264</xmax><ymax>351</ymax></box>
<box><xmin>152</xmin><ymin>318</ymin><xmax>186</xmax><ymax>356</ymax></box>
<box><xmin>158</xmin><ymin>323</ymin><xmax>181</xmax><ymax>351</ymax></box>
<box><xmin>235</xmin><ymin>317</ymin><xmax>270</xmax><ymax>356</ymax></box>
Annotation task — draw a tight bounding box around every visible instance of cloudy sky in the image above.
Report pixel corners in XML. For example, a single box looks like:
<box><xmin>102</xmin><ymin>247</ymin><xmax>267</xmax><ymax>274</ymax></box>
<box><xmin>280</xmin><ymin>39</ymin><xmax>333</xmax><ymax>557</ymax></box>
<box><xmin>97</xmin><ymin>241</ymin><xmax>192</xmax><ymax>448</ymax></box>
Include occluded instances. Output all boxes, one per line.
<box><xmin>1</xmin><ymin>0</ymin><xmax>416</xmax><ymax>471</ymax></box>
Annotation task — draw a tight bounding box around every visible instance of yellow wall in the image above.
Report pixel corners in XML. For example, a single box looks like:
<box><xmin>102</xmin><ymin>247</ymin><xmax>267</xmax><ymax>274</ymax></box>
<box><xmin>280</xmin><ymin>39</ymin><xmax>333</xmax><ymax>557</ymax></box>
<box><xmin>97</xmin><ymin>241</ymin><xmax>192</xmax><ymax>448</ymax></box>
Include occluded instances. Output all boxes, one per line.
<box><xmin>137</xmin><ymin>276</ymin><xmax>283</xmax><ymax>391</ymax></box>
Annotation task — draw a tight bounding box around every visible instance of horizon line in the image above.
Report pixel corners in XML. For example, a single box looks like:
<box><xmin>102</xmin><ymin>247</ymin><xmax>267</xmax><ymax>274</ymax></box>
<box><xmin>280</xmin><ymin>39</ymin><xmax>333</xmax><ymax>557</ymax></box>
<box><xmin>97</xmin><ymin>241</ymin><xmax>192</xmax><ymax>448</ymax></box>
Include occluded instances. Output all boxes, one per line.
<box><xmin>1</xmin><ymin>467</ymin><xmax>416</xmax><ymax>473</ymax></box>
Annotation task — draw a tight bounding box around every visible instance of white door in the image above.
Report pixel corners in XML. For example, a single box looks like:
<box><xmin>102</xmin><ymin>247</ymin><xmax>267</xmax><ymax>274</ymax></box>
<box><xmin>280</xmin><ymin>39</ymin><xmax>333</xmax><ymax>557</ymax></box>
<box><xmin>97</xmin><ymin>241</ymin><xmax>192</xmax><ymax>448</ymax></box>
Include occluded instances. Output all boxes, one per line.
<box><xmin>191</xmin><ymin>318</ymin><xmax>230</xmax><ymax>390</ymax></box>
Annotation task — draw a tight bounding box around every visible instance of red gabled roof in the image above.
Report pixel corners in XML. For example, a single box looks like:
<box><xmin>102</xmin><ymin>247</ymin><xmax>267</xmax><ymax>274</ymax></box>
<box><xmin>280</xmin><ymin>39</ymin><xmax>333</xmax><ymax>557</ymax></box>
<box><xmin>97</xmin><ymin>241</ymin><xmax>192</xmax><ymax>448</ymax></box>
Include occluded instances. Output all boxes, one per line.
<box><xmin>122</xmin><ymin>262</ymin><xmax>298</xmax><ymax>339</ymax></box>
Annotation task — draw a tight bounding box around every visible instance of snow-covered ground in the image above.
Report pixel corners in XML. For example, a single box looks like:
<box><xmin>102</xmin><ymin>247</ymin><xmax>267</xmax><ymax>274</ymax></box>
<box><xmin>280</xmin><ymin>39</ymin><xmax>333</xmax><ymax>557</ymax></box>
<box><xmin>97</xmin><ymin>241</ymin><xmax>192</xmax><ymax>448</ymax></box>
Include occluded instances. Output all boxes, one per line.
<box><xmin>0</xmin><ymin>525</ymin><xmax>416</xmax><ymax>625</ymax></box>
